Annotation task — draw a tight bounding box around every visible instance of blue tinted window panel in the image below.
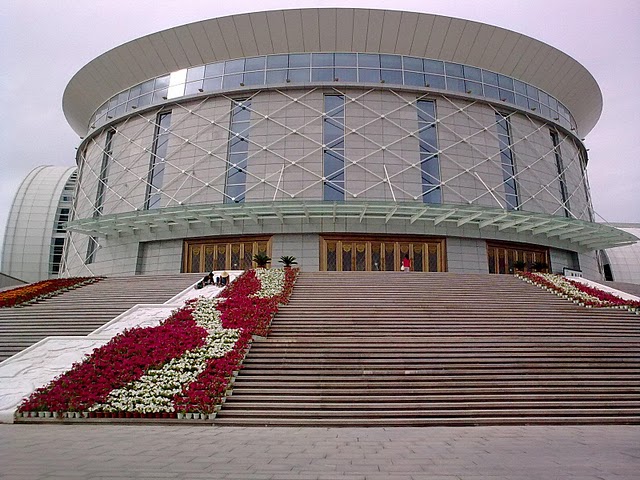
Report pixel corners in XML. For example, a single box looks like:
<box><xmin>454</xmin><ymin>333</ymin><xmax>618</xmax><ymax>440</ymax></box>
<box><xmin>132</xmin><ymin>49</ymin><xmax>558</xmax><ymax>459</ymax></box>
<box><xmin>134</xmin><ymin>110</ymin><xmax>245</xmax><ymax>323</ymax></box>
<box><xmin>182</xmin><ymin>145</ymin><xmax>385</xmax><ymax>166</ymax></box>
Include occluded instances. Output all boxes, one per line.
<box><xmin>155</xmin><ymin>75</ymin><xmax>170</xmax><ymax>89</ymax></box>
<box><xmin>526</xmin><ymin>84</ymin><xmax>539</xmax><ymax>100</ymax></box>
<box><xmin>446</xmin><ymin>77</ymin><xmax>465</xmax><ymax>93</ymax></box>
<box><xmin>497</xmin><ymin>75</ymin><xmax>514</xmax><ymax>90</ymax></box>
<box><xmin>289</xmin><ymin>68</ymin><xmax>310</xmax><ymax>82</ymax></box>
<box><xmin>267</xmin><ymin>55</ymin><xmax>288</xmax><ymax>68</ymax></box>
<box><xmin>380</xmin><ymin>54</ymin><xmax>402</xmax><ymax>69</ymax></box>
<box><xmin>403</xmin><ymin>56</ymin><xmax>424</xmax><ymax>72</ymax></box>
<box><xmin>465</xmin><ymin>80</ymin><xmax>483</xmax><ymax>95</ymax></box>
<box><xmin>205</xmin><ymin>63</ymin><xmax>224</xmax><ymax>78</ymax></box>
<box><xmin>423</xmin><ymin>59</ymin><xmax>445</xmax><ymax>74</ymax></box>
<box><xmin>499</xmin><ymin>89</ymin><xmax>515</xmax><ymax>103</ymax></box>
<box><xmin>128</xmin><ymin>85</ymin><xmax>142</xmax><ymax>99</ymax></box>
<box><xmin>444</xmin><ymin>62</ymin><xmax>464</xmax><ymax>77</ymax></box>
<box><xmin>140</xmin><ymin>80</ymin><xmax>155</xmax><ymax>94</ymax></box>
<box><xmin>359</xmin><ymin>68</ymin><xmax>380</xmax><ymax>83</ymax></box>
<box><xmin>335</xmin><ymin>53</ymin><xmax>357</xmax><ymax>66</ymax></box>
<box><xmin>225</xmin><ymin>59</ymin><xmax>245</xmax><ymax>74</ymax></box>
<box><xmin>514</xmin><ymin>80</ymin><xmax>527</xmax><ymax>94</ymax></box>
<box><xmin>463</xmin><ymin>65</ymin><xmax>482</xmax><ymax>81</ymax></box>
<box><xmin>244</xmin><ymin>56</ymin><xmax>266</xmax><ymax>71</ymax></box>
<box><xmin>290</xmin><ymin>53</ymin><xmax>311</xmax><ymax>67</ymax></box>
<box><xmin>187</xmin><ymin>66</ymin><xmax>205</xmax><ymax>82</ymax></box>
<box><xmin>184</xmin><ymin>81</ymin><xmax>204</xmax><ymax>96</ymax></box>
<box><xmin>152</xmin><ymin>89</ymin><xmax>168</xmax><ymax>103</ymax></box>
<box><xmin>324</xmin><ymin>119</ymin><xmax>344</xmax><ymax>143</ymax></box>
<box><xmin>540</xmin><ymin>105</ymin><xmax>551</xmax><ymax>117</ymax></box>
<box><xmin>484</xmin><ymin>85</ymin><xmax>500</xmax><ymax>100</ymax></box>
<box><xmin>324</xmin><ymin>182</ymin><xmax>345</xmax><ymax>201</ymax></box>
<box><xmin>358</xmin><ymin>54</ymin><xmax>380</xmax><ymax>68</ymax></box>
<box><xmin>325</xmin><ymin>95</ymin><xmax>345</xmax><ymax>116</ymax></box>
<box><xmin>203</xmin><ymin>77</ymin><xmax>222</xmax><ymax>91</ymax></box>
<box><xmin>266</xmin><ymin>69</ymin><xmax>287</xmax><ymax>84</ymax></box>
<box><xmin>223</xmin><ymin>74</ymin><xmax>244</xmax><ymax>88</ymax></box>
<box><xmin>482</xmin><ymin>70</ymin><xmax>499</xmax><ymax>86</ymax></box>
<box><xmin>423</xmin><ymin>186</ymin><xmax>441</xmax><ymax>204</ymax></box>
<box><xmin>424</xmin><ymin>74</ymin><xmax>445</xmax><ymax>89</ymax></box>
<box><xmin>515</xmin><ymin>94</ymin><xmax>529</xmax><ymax>108</ymax></box>
<box><xmin>311</xmin><ymin>68</ymin><xmax>333</xmax><ymax>82</ymax></box>
<box><xmin>244</xmin><ymin>71</ymin><xmax>265</xmax><ymax>86</ymax></box>
<box><xmin>312</xmin><ymin>53</ymin><xmax>332</xmax><ymax>66</ymax></box>
<box><xmin>137</xmin><ymin>93</ymin><xmax>152</xmax><ymax>107</ymax></box>
<box><xmin>335</xmin><ymin>68</ymin><xmax>357</xmax><ymax>82</ymax></box>
<box><xmin>405</xmin><ymin>72</ymin><xmax>425</xmax><ymax>87</ymax></box>
<box><xmin>381</xmin><ymin>69</ymin><xmax>403</xmax><ymax>85</ymax></box>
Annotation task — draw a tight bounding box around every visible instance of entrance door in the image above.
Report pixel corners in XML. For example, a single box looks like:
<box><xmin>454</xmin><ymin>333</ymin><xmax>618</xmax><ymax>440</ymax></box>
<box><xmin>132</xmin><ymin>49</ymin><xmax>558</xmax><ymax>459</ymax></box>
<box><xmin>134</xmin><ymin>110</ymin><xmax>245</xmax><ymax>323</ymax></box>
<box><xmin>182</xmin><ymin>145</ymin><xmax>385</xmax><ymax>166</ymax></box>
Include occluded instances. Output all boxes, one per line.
<box><xmin>320</xmin><ymin>236</ymin><xmax>446</xmax><ymax>272</ymax></box>
<box><xmin>184</xmin><ymin>237</ymin><xmax>271</xmax><ymax>272</ymax></box>
<box><xmin>487</xmin><ymin>242</ymin><xmax>549</xmax><ymax>274</ymax></box>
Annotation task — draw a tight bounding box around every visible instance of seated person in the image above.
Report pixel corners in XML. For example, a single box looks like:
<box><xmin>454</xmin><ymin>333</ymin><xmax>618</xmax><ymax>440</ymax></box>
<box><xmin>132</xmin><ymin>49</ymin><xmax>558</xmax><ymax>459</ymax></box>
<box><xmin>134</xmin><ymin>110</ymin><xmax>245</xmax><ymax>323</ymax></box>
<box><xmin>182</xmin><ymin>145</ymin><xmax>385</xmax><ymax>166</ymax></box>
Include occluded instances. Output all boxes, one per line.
<box><xmin>195</xmin><ymin>272</ymin><xmax>214</xmax><ymax>289</ymax></box>
<box><xmin>220</xmin><ymin>271</ymin><xmax>230</xmax><ymax>286</ymax></box>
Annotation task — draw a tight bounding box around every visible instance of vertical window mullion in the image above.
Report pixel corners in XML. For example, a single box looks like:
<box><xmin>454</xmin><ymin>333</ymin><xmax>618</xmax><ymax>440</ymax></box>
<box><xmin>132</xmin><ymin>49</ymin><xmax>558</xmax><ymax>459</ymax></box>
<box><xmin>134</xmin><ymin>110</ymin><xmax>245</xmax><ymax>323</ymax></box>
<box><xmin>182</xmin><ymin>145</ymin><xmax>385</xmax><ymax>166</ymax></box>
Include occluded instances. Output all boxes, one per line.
<box><xmin>145</xmin><ymin>112</ymin><xmax>172</xmax><ymax>209</ymax></box>
<box><xmin>495</xmin><ymin>113</ymin><xmax>519</xmax><ymax>210</ymax></box>
<box><xmin>550</xmin><ymin>130</ymin><xmax>571</xmax><ymax>217</ymax></box>
<box><xmin>224</xmin><ymin>99</ymin><xmax>251</xmax><ymax>203</ymax></box>
<box><xmin>417</xmin><ymin>99</ymin><xmax>441</xmax><ymax>204</ymax></box>
<box><xmin>94</xmin><ymin>129</ymin><xmax>114</xmax><ymax>217</ymax></box>
<box><xmin>323</xmin><ymin>95</ymin><xmax>345</xmax><ymax>201</ymax></box>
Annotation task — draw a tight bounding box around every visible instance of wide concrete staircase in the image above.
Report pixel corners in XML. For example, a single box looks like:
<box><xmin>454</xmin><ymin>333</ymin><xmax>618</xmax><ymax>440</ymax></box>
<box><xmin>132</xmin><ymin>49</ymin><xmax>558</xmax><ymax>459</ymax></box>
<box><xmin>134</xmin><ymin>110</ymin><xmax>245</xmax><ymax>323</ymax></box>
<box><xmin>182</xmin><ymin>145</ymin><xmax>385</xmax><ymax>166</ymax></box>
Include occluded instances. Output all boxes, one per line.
<box><xmin>216</xmin><ymin>272</ymin><xmax>640</xmax><ymax>426</ymax></box>
<box><xmin>0</xmin><ymin>274</ymin><xmax>201</xmax><ymax>362</ymax></box>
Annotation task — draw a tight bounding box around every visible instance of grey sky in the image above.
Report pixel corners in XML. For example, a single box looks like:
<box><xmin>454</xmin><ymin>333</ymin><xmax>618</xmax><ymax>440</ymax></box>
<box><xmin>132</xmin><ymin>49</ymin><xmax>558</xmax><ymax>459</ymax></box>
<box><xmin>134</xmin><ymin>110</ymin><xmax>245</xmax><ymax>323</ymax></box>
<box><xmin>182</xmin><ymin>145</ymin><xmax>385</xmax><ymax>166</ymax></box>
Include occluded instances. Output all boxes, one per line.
<box><xmin>1</xmin><ymin>0</ymin><xmax>638</xmax><ymax>254</ymax></box>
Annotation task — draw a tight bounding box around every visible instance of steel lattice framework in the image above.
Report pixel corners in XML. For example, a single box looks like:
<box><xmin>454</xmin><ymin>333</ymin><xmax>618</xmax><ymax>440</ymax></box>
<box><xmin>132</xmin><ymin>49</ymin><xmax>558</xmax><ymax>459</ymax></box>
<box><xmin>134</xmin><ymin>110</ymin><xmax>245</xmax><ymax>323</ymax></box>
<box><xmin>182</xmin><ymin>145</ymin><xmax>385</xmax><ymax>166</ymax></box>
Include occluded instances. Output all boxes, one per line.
<box><xmin>62</xmin><ymin>86</ymin><xmax>635</xmax><ymax>275</ymax></box>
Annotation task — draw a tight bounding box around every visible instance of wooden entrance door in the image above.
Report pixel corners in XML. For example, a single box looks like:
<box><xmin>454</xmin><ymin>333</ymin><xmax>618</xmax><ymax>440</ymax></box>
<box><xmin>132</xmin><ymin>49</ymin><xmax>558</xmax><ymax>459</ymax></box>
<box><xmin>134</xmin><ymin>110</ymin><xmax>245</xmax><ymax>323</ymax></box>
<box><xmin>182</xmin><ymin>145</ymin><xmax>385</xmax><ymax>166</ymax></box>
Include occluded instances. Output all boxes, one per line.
<box><xmin>184</xmin><ymin>237</ymin><xmax>271</xmax><ymax>272</ymax></box>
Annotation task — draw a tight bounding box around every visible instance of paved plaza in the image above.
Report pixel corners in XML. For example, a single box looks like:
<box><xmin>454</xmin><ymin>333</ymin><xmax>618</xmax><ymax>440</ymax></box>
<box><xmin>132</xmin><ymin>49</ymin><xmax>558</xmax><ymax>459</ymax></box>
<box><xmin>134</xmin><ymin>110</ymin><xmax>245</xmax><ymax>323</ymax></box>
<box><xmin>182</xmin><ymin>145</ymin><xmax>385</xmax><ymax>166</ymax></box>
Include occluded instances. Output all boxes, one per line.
<box><xmin>1</xmin><ymin>425</ymin><xmax>638</xmax><ymax>479</ymax></box>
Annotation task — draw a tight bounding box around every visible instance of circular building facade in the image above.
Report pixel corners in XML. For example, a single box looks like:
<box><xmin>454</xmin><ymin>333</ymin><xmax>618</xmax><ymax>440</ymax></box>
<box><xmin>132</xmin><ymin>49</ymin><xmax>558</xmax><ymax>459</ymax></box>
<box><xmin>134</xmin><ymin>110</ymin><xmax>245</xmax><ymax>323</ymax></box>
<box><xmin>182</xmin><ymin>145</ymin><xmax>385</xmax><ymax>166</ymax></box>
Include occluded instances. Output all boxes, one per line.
<box><xmin>2</xmin><ymin>166</ymin><xmax>77</xmax><ymax>282</ymax></box>
<box><xmin>61</xmin><ymin>8</ymin><xmax>636</xmax><ymax>279</ymax></box>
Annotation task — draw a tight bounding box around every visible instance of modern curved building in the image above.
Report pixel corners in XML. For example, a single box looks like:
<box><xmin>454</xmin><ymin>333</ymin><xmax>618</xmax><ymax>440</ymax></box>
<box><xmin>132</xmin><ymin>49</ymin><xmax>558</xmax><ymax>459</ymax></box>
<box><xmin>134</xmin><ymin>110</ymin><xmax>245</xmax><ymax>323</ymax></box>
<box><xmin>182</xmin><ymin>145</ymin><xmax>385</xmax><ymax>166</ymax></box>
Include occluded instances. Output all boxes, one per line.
<box><xmin>2</xmin><ymin>166</ymin><xmax>77</xmax><ymax>282</ymax></box>
<box><xmin>59</xmin><ymin>8</ymin><xmax>636</xmax><ymax>279</ymax></box>
<box><xmin>601</xmin><ymin>225</ymin><xmax>640</xmax><ymax>284</ymax></box>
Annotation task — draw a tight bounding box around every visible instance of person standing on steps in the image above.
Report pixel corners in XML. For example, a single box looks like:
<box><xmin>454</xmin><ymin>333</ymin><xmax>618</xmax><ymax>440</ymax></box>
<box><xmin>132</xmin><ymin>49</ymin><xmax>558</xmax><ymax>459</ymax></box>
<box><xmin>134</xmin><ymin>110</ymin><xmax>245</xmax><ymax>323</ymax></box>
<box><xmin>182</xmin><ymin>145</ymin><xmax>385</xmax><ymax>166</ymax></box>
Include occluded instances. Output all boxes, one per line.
<box><xmin>402</xmin><ymin>254</ymin><xmax>411</xmax><ymax>272</ymax></box>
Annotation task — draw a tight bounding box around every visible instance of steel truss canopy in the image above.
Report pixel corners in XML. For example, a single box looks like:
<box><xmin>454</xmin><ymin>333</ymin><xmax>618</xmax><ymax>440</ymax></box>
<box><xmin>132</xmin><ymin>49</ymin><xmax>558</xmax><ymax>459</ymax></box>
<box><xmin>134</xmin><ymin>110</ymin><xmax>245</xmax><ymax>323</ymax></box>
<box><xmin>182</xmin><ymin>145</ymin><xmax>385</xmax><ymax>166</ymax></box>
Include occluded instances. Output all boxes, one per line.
<box><xmin>66</xmin><ymin>201</ymin><xmax>637</xmax><ymax>252</ymax></box>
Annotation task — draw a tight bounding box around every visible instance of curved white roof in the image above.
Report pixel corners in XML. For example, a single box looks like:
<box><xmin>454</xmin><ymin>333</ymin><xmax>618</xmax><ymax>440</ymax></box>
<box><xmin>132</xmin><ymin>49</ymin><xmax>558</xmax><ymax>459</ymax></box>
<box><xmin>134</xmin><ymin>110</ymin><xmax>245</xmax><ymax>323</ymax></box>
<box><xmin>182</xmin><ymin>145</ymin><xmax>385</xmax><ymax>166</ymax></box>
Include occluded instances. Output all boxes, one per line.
<box><xmin>63</xmin><ymin>8</ymin><xmax>602</xmax><ymax>136</ymax></box>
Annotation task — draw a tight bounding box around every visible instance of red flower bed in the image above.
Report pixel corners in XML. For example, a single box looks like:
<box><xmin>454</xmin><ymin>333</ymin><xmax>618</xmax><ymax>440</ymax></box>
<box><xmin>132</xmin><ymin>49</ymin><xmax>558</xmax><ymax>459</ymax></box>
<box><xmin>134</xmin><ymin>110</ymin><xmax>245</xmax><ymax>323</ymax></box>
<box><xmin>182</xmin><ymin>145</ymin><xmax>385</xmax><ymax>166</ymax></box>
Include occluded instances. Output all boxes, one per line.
<box><xmin>18</xmin><ymin>306</ymin><xmax>207</xmax><ymax>413</ymax></box>
<box><xmin>567</xmin><ymin>279</ymin><xmax>640</xmax><ymax>308</ymax></box>
<box><xmin>172</xmin><ymin>268</ymin><xmax>299</xmax><ymax>413</ymax></box>
<box><xmin>0</xmin><ymin>277</ymin><xmax>102</xmax><ymax>308</ymax></box>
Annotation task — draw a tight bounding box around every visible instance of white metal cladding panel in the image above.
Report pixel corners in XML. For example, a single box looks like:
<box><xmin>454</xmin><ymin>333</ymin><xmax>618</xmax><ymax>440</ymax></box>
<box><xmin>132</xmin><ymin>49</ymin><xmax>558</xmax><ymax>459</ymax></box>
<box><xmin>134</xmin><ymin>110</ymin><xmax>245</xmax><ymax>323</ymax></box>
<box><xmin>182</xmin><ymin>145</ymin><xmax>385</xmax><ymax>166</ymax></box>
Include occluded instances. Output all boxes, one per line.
<box><xmin>437</xmin><ymin>100</ymin><xmax>502</xmax><ymax>209</ymax></box>
<box><xmin>345</xmin><ymin>89</ymin><xmax>422</xmax><ymax>201</ymax></box>
<box><xmin>508</xmin><ymin>114</ymin><xmax>563</xmax><ymax>215</ymax></box>
<box><xmin>245</xmin><ymin>89</ymin><xmax>324</xmax><ymax>202</ymax></box>
<box><xmin>140</xmin><ymin>239</ymin><xmax>184</xmax><ymax>274</ymax></box>
<box><xmin>102</xmin><ymin>115</ymin><xmax>157</xmax><ymax>215</ymax></box>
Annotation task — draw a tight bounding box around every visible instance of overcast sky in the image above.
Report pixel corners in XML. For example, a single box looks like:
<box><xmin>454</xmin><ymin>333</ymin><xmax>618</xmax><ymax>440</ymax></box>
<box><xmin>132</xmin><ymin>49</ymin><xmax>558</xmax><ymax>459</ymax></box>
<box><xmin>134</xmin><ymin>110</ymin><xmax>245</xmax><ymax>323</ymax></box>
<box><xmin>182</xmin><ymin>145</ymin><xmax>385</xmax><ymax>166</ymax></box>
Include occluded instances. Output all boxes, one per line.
<box><xmin>1</xmin><ymin>0</ymin><xmax>638</xmax><ymax>254</ymax></box>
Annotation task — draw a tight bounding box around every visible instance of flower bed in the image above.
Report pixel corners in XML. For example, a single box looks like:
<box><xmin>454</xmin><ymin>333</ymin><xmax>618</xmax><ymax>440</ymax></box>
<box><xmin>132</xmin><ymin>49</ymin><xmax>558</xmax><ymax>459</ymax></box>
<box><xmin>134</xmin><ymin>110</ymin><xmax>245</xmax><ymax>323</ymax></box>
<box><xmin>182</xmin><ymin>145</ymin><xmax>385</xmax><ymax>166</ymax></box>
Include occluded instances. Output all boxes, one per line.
<box><xmin>0</xmin><ymin>277</ymin><xmax>102</xmax><ymax>308</ymax></box>
<box><xmin>17</xmin><ymin>268</ymin><xmax>299</xmax><ymax>419</ymax></box>
<box><xmin>517</xmin><ymin>272</ymin><xmax>640</xmax><ymax>314</ymax></box>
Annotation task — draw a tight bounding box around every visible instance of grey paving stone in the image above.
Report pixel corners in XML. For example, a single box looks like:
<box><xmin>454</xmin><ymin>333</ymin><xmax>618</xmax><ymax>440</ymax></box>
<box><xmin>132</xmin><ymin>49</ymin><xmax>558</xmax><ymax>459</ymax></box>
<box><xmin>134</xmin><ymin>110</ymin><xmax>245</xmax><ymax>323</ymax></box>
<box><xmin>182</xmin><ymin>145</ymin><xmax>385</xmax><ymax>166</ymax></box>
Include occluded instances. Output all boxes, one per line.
<box><xmin>0</xmin><ymin>425</ymin><xmax>638</xmax><ymax>480</ymax></box>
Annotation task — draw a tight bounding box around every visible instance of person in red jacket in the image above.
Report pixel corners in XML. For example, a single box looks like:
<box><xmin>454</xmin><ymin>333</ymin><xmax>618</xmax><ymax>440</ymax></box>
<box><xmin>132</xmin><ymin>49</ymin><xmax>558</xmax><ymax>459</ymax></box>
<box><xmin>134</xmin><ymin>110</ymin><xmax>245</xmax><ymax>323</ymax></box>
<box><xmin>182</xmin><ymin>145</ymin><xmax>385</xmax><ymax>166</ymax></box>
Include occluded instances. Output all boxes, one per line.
<box><xmin>402</xmin><ymin>254</ymin><xmax>411</xmax><ymax>272</ymax></box>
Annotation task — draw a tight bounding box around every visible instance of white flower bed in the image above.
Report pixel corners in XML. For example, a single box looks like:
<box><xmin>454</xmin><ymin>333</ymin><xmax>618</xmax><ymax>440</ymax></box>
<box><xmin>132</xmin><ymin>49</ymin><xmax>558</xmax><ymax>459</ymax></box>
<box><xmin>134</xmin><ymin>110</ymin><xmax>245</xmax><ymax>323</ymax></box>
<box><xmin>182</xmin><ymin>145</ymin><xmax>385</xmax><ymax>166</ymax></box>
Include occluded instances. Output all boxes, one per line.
<box><xmin>91</xmin><ymin>298</ymin><xmax>238</xmax><ymax>413</ymax></box>
<box><xmin>253</xmin><ymin>268</ymin><xmax>285</xmax><ymax>298</ymax></box>
<box><xmin>90</xmin><ymin>270</ymin><xmax>288</xmax><ymax>414</ymax></box>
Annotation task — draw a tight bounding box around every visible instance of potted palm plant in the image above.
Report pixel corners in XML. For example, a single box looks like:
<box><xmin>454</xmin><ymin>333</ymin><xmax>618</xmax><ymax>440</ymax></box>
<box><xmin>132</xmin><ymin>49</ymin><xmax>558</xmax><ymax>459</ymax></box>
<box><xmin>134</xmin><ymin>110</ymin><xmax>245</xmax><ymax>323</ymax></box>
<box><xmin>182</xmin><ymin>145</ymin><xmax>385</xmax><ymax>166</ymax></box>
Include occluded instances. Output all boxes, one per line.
<box><xmin>279</xmin><ymin>255</ymin><xmax>297</xmax><ymax>268</ymax></box>
<box><xmin>253</xmin><ymin>253</ymin><xmax>271</xmax><ymax>268</ymax></box>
